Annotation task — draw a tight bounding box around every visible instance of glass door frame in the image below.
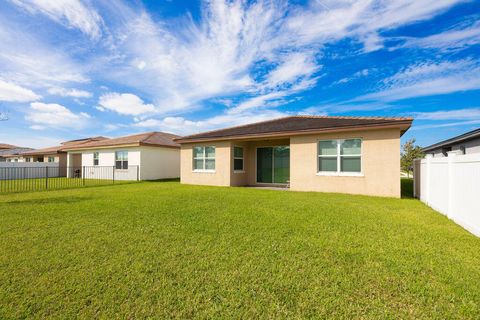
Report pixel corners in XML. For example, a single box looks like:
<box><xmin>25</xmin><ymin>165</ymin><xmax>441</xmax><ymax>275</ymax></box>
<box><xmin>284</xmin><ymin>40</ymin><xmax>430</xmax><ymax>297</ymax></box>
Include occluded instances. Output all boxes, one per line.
<box><xmin>255</xmin><ymin>145</ymin><xmax>290</xmax><ymax>185</ymax></box>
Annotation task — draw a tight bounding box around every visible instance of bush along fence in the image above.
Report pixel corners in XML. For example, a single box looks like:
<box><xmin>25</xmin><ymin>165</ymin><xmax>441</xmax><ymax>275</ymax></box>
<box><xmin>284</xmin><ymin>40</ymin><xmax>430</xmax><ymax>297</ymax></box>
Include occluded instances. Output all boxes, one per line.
<box><xmin>0</xmin><ymin>166</ymin><xmax>139</xmax><ymax>193</ymax></box>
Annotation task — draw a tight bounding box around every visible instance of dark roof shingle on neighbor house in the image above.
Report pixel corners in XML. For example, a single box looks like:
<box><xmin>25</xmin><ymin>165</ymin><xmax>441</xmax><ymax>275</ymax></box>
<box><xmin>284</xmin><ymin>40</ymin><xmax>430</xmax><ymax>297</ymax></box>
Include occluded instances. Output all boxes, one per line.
<box><xmin>422</xmin><ymin>128</ymin><xmax>480</xmax><ymax>152</ymax></box>
<box><xmin>22</xmin><ymin>136</ymin><xmax>112</xmax><ymax>156</ymax></box>
<box><xmin>175</xmin><ymin>115</ymin><xmax>413</xmax><ymax>143</ymax></box>
<box><xmin>0</xmin><ymin>143</ymin><xmax>21</xmax><ymax>150</ymax></box>
<box><xmin>62</xmin><ymin>132</ymin><xmax>181</xmax><ymax>151</ymax></box>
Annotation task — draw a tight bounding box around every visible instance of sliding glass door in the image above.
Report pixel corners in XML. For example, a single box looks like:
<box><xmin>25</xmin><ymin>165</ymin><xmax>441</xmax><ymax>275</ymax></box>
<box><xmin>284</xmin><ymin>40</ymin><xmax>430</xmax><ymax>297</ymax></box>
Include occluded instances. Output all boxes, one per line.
<box><xmin>256</xmin><ymin>146</ymin><xmax>290</xmax><ymax>184</ymax></box>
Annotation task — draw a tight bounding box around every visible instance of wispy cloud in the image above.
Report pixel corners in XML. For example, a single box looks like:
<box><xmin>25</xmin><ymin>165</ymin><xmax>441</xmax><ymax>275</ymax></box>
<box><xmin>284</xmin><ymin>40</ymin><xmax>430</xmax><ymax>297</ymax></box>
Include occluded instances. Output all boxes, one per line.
<box><xmin>412</xmin><ymin>119</ymin><xmax>480</xmax><ymax>130</ymax></box>
<box><xmin>355</xmin><ymin>59</ymin><xmax>480</xmax><ymax>101</ymax></box>
<box><xmin>9</xmin><ymin>0</ymin><xmax>104</xmax><ymax>39</ymax></box>
<box><xmin>0</xmin><ymin>16</ymin><xmax>89</xmax><ymax>90</ymax></box>
<box><xmin>413</xmin><ymin>108</ymin><xmax>480</xmax><ymax>120</ymax></box>
<box><xmin>399</xmin><ymin>21</ymin><xmax>480</xmax><ymax>51</ymax></box>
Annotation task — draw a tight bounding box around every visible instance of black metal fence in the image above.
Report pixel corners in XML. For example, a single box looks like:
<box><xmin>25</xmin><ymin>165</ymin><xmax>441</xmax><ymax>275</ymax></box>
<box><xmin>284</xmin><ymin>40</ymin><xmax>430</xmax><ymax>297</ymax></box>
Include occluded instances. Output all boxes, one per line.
<box><xmin>0</xmin><ymin>166</ymin><xmax>139</xmax><ymax>193</ymax></box>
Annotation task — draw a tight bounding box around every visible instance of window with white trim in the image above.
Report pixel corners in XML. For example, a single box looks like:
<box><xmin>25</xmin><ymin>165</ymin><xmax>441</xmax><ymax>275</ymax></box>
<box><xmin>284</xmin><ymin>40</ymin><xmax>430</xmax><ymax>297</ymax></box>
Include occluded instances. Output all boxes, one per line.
<box><xmin>48</xmin><ymin>156</ymin><xmax>55</xmax><ymax>163</ymax></box>
<box><xmin>193</xmin><ymin>146</ymin><xmax>215</xmax><ymax>171</ymax></box>
<box><xmin>318</xmin><ymin>139</ymin><xmax>362</xmax><ymax>173</ymax></box>
<box><xmin>233</xmin><ymin>146</ymin><xmax>244</xmax><ymax>172</ymax></box>
<box><xmin>93</xmin><ymin>152</ymin><xmax>99</xmax><ymax>166</ymax></box>
<box><xmin>115</xmin><ymin>151</ymin><xmax>128</xmax><ymax>169</ymax></box>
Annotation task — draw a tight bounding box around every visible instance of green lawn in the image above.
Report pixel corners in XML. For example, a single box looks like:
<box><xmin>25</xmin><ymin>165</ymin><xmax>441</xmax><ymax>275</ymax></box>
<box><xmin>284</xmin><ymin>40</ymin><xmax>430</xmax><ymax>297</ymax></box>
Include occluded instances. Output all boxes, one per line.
<box><xmin>1</xmin><ymin>180</ymin><xmax>479</xmax><ymax>319</ymax></box>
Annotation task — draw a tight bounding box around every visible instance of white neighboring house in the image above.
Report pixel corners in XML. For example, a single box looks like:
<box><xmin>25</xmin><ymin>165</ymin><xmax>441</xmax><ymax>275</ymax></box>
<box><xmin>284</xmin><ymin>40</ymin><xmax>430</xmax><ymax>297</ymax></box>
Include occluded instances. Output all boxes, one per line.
<box><xmin>62</xmin><ymin>132</ymin><xmax>181</xmax><ymax>181</ymax></box>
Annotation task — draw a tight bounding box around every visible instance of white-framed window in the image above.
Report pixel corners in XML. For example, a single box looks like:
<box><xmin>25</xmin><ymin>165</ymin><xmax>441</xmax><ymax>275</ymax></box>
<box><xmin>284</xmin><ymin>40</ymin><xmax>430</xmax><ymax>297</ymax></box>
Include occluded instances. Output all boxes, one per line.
<box><xmin>115</xmin><ymin>151</ymin><xmax>128</xmax><ymax>169</ymax></box>
<box><xmin>48</xmin><ymin>156</ymin><xmax>55</xmax><ymax>163</ymax></box>
<box><xmin>233</xmin><ymin>146</ymin><xmax>244</xmax><ymax>172</ymax></box>
<box><xmin>25</xmin><ymin>157</ymin><xmax>31</xmax><ymax>162</ymax></box>
<box><xmin>93</xmin><ymin>152</ymin><xmax>99</xmax><ymax>166</ymax></box>
<box><xmin>193</xmin><ymin>146</ymin><xmax>215</xmax><ymax>171</ymax></box>
<box><xmin>318</xmin><ymin>139</ymin><xmax>362</xmax><ymax>174</ymax></box>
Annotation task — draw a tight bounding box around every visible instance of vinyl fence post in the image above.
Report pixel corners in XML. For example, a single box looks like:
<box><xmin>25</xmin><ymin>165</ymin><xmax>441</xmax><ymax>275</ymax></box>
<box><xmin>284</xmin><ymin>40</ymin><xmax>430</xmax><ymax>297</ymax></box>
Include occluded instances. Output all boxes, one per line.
<box><xmin>112</xmin><ymin>166</ymin><xmax>115</xmax><ymax>184</ymax></box>
<box><xmin>45</xmin><ymin>166</ymin><xmax>49</xmax><ymax>190</ymax></box>
<box><xmin>137</xmin><ymin>165</ymin><xmax>139</xmax><ymax>181</ymax></box>
<box><xmin>83</xmin><ymin>166</ymin><xmax>85</xmax><ymax>186</ymax></box>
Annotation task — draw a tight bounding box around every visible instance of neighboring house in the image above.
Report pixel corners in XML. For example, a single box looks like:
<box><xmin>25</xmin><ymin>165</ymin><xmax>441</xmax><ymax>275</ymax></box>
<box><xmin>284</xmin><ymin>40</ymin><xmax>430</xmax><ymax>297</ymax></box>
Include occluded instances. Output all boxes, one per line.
<box><xmin>62</xmin><ymin>132</ymin><xmax>180</xmax><ymax>181</ymax></box>
<box><xmin>422</xmin><ymin>128</ymin><xmax>480</xmax><ymax>157</ymax></box>
<box><xmin>0</xmin><ymin>144</ymin><xmax>33</xmax><ymax>162</ymax></box>
<box><xmin>175</xmin><ymin>116</ymin><xmax>413</xmax><ymax>197</ymax></box>
<box><xmin>14</xmin><ymin>136</ymin><xmax>108</xmax><ymax>164</ymax></box>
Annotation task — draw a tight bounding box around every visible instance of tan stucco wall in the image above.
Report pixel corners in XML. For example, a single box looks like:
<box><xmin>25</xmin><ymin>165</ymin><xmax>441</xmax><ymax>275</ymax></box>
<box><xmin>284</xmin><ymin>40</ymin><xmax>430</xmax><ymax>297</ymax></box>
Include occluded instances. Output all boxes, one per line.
<box><xmin>180</xmin><ymin>141</ymin><xmax>232</xmax><ymax>186</ymax></box>
<box><xmin>179</xmin><ymin>128</ymin><xmax>402</xmax><ymax>197</ymax></box>
<box><xmin>289</xmin><ymin>128</ymin><xmax>401</xmax><ymax>197</ymax></box>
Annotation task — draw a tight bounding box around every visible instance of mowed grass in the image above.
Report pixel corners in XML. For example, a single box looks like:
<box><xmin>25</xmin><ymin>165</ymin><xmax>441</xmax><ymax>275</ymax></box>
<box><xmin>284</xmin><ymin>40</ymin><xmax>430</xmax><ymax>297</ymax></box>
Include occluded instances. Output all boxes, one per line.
<box><xmin>1</xmin><ymin>180</ymin><xmax>479</xmax><ymax>319</ymax></box>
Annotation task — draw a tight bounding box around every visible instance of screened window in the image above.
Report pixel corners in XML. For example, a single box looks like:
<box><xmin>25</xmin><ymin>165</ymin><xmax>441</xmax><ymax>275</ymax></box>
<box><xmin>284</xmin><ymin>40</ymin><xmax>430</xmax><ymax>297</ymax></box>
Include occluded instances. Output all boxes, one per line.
<box><xmin>193</xmin><ymin>146</ymin><xmax>215</xmax><ymax>171</ymax></box>
<box><xmin>318</xmin><ymin>139</ymin><xmax>362</xmax><ymax>174</ymax></box>
<box><xmin>48</xmin><ymin>156</ymin><xmax>55</xmax><ymax>163</ymax></box>
<box><xmin>93</xmin><ymin>152</ymin><xmax>99</xmax><ymax>166</ymax></box>
<box><xmin>233</xmin><ymin>146</ymin><xmax>244</xmax><ymax>172</ymax></box>
<box><xmin>115</xmin><ymin>151</ymin><xmax>128</xmax><ymax>169</ymax></box>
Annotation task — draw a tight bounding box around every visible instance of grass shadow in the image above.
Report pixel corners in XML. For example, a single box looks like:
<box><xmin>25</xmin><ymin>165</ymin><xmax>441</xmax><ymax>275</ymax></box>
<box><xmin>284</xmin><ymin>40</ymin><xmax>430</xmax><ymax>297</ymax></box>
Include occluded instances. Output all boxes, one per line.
<box><xmin>4</xmin><ymin>196</ymin><xmax>92</xmax><ymax>206</ymax></box>
<box><xmin>401</xmin><ymin>178</ymin><xmax>414</xmax><ymax>199</ymax></box>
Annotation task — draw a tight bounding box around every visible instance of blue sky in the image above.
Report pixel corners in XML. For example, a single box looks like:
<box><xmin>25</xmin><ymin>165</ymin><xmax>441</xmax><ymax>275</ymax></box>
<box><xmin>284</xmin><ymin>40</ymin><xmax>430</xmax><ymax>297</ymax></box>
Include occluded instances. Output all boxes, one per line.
<box><xmin>0</xmin><ymin>0</ymin><xmax>479</xmax><ymax>148</ymax></box>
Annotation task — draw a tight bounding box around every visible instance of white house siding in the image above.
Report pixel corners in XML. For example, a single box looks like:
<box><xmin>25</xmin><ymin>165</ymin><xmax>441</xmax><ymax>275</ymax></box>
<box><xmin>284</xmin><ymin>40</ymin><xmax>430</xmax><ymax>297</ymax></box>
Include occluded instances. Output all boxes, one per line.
<box><xmin>140</xmin><ymin>146</ymin><xmax>180</xmax><ymax>180</ymax></box>
<box><xmin>68</xmin><ymin>146</ymin><xmax>179</xmax><ymax>181</ymax></box>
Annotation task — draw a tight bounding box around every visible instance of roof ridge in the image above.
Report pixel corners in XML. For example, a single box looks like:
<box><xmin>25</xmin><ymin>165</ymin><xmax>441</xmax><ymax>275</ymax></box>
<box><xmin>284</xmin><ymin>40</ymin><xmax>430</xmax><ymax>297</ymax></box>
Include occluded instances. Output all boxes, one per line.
<box><xmin>292</xmin><ymin>115</ymin><xmax>414</xmax><ymax>120</ymax></box>
<box><xmin>141</xmin><ymin>131</ymin><xmax>159</xmax><ymax>143</ymax></box>
<box><xmin>177</xmin><ymin>116</ymin><xmax>297</xmax><ymax>140</ymax></box>
<box><xmin>176</xmin><ymin>115</ymin><xmax>413</xmax><ymax>140</ymax></box>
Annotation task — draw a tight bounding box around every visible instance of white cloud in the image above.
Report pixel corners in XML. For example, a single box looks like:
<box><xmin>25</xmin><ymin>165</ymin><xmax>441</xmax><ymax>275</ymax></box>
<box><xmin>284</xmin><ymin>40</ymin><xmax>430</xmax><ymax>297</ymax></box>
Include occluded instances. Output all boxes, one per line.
<box><xmin>413</xmin><ymin>108</ymin><xmax>480</xmax><ymax>120</ymax></box>
<box><xmin>355</xmin><ymin>60</ymin><xmax>480</xmax><ymax>101</ymax></box>
<box><xmin>0</xmin><ymin>79</ymin><xmax>41</xmax><ymax>102</ymax></box>
<box><xmin>412</xmin><ymin>119</ymin><xmax>480</xmax><ymax>130</ymax></box>
<box><xmin>10</xmin><ymin>0</ymin><xmax>103</xmax><ymax>39</ymax></box>
<box><xmin>284</xmin><ymin>0</ymin><xmax>465</xmax><ymax>51</ymax></box>
<box><xmin>25</xmin><ymin>102</ymin><xmax>91</xmax><ymax>130</ymax></box>
<box><xmin>264</xmin><ymin>53</ymin><xmax>320</xmax><ymax>88</ymax></box>
<box><xmin>0</xmin><ymin>18</ymin><xmax>89</xmax><ymax>89</ymax></box>
<box><xmin>47</xmin><ymin>87</ymin><xmax>92</xmax><ymax>98</ymax></box>
<box><xmin>98</xmin><ymin>92</ymin><xmax>155</xmax><ymax>116</ymax></box>
<box><xmin>332</xmin><ymin>69</ymin><xmax>372</xmax><ymax>85</ymax></box>
<box><xmin>399</xmin><ymin>21</ymin><xmax>480</xmax><ymax>51</ymax></box>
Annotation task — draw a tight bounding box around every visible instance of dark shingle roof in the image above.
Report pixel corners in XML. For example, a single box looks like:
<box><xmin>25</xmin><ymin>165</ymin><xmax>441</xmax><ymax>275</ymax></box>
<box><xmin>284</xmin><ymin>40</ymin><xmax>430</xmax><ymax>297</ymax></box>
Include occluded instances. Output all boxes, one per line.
<box><xmin>175</xmin><ymin>115</ymin><xmax>413</xmax><ymax>143</ymax></box>
<box><xmin>0</xmin><ymin>143</ymin><xmax>21</xmax><ymax>149</ymax></box>
<box><xmin>62</xmin><ymin>132</ymin><xmax>180</xmax><ymax>150</ymax></box>
<box><xmin>422</xmin><ymin>128</ymin><xmax>480</xmax><ymax>152</ymax></box>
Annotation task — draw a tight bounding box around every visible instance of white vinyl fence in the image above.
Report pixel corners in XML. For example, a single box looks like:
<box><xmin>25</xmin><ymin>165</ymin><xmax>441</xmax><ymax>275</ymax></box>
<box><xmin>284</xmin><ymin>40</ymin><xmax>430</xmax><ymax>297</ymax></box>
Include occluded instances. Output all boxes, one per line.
<box><xmin>414</xmin><ymin>152</ymin><xmax>480</xmax><ymax>237</ymax></box>
<box><xmin>0</xmin><ymin>163</ymin><xmax>61</xmax><ymax>179</ymax></box>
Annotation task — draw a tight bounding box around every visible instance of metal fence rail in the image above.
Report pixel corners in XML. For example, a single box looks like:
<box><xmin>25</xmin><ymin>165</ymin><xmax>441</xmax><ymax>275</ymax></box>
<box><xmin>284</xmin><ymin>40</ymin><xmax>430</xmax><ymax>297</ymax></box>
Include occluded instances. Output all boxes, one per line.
<box><xmin>0</xmin><ymin>166</ymin><xmax>139</xmax><ymax>193</ymax></box>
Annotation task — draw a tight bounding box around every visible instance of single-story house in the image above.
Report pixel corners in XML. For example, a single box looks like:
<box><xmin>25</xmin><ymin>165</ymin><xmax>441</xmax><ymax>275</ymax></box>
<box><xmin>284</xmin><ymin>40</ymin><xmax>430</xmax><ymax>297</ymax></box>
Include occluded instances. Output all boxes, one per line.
<box><xmin>62</xmin><ymin>132</ymin><xmax>180</xmax><ymax>181</ymax></box>
<box><xmin>14</xmin><ymin>136</ymin><xmax>108</xmax><ymax>164</ymax></box>
<box><xmin>0</xmin><ymin>144</ymin><xmax>33</xmax><ymax>162</ymax></box>
<box><xmin>174</xmin><ymin>115</ymin><xmax>413</xmax><ymax>197</ymax></box>
<box><xmin>422</xmin><ymin>128</ymin><xmax>480</xmax><ymax>157</ymax></box>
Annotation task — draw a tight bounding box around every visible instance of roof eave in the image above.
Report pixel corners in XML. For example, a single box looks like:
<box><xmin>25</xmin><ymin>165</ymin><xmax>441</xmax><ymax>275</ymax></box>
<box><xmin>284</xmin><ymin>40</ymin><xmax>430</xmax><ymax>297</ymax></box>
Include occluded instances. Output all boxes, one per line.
<box><xmin>62</xmin><ymin>143</ymin><xmax>141</xmax><ymax>151</ymax></box>
<box><xmin>422</xmin><ymin>130</ymin><xmax>480</xmax><ymax>152</ymax></box>
<box><xmin>175</xmin><ymin>121</ymin><xmax>413</xmax><ymax>144</ymax></box>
